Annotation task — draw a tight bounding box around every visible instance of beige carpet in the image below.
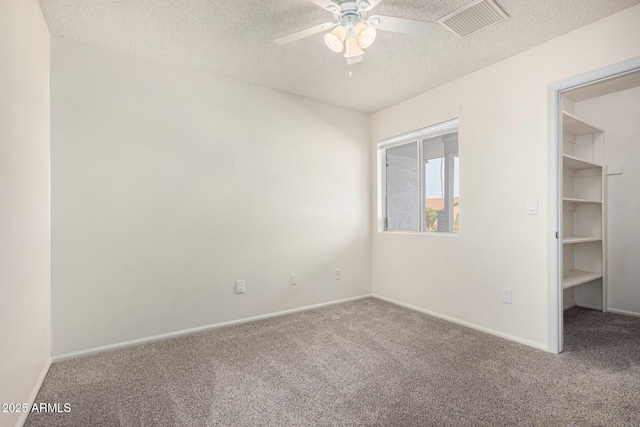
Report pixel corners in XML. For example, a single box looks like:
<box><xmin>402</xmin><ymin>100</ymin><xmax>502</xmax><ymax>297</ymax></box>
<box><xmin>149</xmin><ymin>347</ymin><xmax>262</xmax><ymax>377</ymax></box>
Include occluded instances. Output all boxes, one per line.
<box><xmin>25</xmin><ymin>298</ymin><xmax>640</xmax><ymax>426</ymax></box>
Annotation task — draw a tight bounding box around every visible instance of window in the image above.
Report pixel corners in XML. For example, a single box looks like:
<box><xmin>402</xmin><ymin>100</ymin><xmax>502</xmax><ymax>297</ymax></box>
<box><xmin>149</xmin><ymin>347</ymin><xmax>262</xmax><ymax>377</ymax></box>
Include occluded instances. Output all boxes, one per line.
<box><xmin>380</xmin><ymin>119</ymin><xmax>459</xmax><ymax>233</ymax></box>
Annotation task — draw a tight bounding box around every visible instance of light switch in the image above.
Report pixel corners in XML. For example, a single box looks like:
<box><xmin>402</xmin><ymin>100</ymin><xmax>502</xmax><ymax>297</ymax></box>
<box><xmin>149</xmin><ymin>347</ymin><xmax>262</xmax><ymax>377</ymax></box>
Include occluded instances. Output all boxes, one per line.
<box><xmin>526</xmin><ymin>199</ymin><xmax>538</xmax><ymax>215</ymax></box>
<box><xmin>501</xmin><ymin>288</ymin><xmax>512</xmax><ymax>304</ymax></box>
<box><xmin>235</xmin><ymin>280</ymin><xmax>245</xmax><ymax>294</ymax></box>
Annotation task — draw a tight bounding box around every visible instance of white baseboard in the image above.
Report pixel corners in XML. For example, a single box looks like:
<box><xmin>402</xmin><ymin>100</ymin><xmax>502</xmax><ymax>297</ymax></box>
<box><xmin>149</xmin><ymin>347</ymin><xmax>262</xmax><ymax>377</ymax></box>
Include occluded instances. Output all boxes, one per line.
<box><xmin>575</xmin><ymin>303</ymin><xmax>603</xmax><ymax>311</ymax></box>
<box><xmin>372</xmin><ymin>294</ymin><xmax>548</xmax><ymax>352</ymax></box>
<box><xmin>16</xmin><ymin>358</ymin><xmax>52</xmax><ymax>427</ymax></box>
<box><xmin>563</xmin><ymin>303</ymin><xmax>576</xmax><ymax>311</ymax></box>
<box><xmin>573</xmin><ymin>304</ymin><xmax>640</xmax><ymax>317</ymax></box>
<box><xmin>53</xmin><ymin>294</ymin><xmax>372</xmax><ymax>362</ymax></box>
<box><xmin>607</xmin><ymin>307</ymin><xmax>640</xmax><ymax>318</ymax></box>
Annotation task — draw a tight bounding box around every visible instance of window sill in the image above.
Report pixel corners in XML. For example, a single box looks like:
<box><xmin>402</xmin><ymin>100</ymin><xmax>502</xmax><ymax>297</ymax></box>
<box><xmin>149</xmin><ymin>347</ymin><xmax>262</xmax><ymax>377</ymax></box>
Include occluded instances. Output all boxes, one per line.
<box><xmin>378</xmin><ymin>230</ymin><xmax>459</xmax><ymax>237</ymax></box>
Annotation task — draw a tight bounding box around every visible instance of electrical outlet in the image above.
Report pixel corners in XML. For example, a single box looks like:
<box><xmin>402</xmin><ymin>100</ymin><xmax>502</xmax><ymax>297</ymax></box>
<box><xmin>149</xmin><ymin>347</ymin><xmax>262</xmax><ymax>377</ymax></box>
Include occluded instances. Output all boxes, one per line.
<box><xmin>501</xmin><ymin>288</ymin><xmax>512</xmax><ymax>304</ymax></box>
<box><xmin>291</xmin><ymin>274</ymin><xmax>298</xmax><ymax>286</ymax></box>
<box><xmin>235</xmin><ymin>280</ymin><xmax>245</xmax><ymax>294</ymax></box>
<box><xmin>335</xmin><ymin>269</ymin><xmax>341</xmax><ymax>280</ymax></box>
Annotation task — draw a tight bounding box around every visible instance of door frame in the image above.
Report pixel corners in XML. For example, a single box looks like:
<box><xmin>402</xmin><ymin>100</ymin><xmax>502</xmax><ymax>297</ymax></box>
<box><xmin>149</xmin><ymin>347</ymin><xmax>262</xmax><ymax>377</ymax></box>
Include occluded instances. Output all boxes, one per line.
<box><xmin>547</xmin><ymin>56</ymin><xmax>640</xmax><ymax>354</ymax></box>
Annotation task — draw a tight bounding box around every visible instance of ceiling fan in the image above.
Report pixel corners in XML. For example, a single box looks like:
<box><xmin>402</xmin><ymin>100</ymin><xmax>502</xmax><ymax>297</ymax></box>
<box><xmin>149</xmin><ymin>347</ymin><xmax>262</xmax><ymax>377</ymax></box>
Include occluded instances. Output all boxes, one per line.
<box><xmin>274</xmin><ymin>0</ymin><xmax>434</xmax><ymax>65</ymax></box>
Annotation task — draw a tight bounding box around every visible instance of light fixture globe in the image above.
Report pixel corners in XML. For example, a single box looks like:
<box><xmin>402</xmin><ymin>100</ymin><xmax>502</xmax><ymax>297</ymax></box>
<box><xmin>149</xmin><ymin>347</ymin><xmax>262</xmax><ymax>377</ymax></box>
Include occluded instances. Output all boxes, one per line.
<box><xmin>353</xmin><ymin>22</ymin><xmax>366</xmax><ymax>38</ymax></box>
<box><xmin>357</xmin><ymin>25</ymin><xmax>377</xmax><ymax>49</ymax></box>
<box><xmin>324</xmin><ymin>25</ymin><xmax>347</xmax><ymax>53</ymax></box>
<box><xmin>324</xmin><ymin>33</ymin><xmax>343</xmax><ymax>52</ymax></box>
<box><xmin>344</xmin><ymin>37</ymin><xmax>364</xmax><ymax>58</ymax></box>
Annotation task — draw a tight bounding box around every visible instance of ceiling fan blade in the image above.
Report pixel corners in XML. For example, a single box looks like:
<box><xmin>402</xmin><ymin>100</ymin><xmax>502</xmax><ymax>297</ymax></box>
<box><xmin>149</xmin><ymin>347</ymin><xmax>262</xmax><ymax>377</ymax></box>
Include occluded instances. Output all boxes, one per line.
<box><xmin>274</xmin><ymin>22</ymin><xmax>335</xmax><ymax>45</ymax></box>
<box><xmin>369</xmin><ymin>15</ymin><xmax>434</xmax><ymax>37</ymax></box>
<box><xmin>308</xmin><ymin>0</ymin><xmax>340</xmax><ymax>11</ymax></box>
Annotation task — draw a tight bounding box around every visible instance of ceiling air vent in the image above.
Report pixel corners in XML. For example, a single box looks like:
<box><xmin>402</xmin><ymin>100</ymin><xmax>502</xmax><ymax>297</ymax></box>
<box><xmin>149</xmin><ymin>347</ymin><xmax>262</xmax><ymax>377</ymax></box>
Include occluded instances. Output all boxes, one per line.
<box><xmin>437</xmin><ymin>0</ymin><xmax>508</xmax><ymax>39</ymax></box>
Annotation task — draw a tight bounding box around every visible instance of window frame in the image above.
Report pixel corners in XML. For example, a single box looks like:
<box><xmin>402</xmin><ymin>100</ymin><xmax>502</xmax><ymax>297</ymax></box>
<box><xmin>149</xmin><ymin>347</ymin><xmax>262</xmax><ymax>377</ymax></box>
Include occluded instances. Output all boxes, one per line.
<box><xmin>378</xmin><ymin>118</ymin><xmax>460</xmax><ymax>235</ymax></box>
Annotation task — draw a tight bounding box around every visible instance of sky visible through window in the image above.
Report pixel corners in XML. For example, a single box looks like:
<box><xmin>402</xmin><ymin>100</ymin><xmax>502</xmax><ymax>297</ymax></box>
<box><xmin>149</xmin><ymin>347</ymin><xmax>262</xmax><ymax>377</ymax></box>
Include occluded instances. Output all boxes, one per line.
<box><xmin>425</xmin><ymin>157</ymin><xmax>460</xmax><ymax>198</ymax></box>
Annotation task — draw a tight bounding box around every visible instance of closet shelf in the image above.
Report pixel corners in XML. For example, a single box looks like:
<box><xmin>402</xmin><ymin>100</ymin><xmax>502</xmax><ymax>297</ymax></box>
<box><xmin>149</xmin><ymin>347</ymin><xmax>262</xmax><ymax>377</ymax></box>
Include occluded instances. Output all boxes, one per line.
<box><xmin>562</xmin><ymin>112</ymin><xmax>604</xmax><ymax>136</ymax></box>
<box><xmin>563</xmin><ymin>197</ymin><xmax>602</xmax><ymax>204</ymax></box>
<box><xmin>563</xmin><ymin>236</ymin><xmax>602</xmax><ymax>244</ymax></box>
<box><xmin>563</xmin><ymin>270</ymin><xmax>603</xmax><ymax>289</ymax></box>
<box><xmin>563</xmin><ymin>154</ymin><xmax>602</xmax><ymax>170</ymax></box>
<box><xmin>561</xmin><ymin>109</ymin><xmax>606</xmax><ymax>311</ymax></box>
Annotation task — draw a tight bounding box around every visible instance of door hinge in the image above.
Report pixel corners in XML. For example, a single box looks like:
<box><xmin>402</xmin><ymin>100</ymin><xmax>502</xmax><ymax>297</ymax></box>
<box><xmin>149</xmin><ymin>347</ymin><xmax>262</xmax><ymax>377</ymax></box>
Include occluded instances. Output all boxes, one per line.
<box><xmin>556</xmin><ymin>231</ymin><xmax>559</xmax><ymax>239</ymax></box>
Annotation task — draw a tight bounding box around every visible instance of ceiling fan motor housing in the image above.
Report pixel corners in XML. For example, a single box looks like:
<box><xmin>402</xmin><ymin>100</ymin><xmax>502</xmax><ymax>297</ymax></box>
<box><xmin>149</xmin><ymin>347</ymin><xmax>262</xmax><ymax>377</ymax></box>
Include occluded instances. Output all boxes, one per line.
<box><xmin>337</xmin><ymin>1</ymin><xmax>359</xmax><ymax>12</ymax></box>
<box><xmin>342</xmin><ymin>13</ymin><xmax>360</xmax><ymax>34</ymax></box>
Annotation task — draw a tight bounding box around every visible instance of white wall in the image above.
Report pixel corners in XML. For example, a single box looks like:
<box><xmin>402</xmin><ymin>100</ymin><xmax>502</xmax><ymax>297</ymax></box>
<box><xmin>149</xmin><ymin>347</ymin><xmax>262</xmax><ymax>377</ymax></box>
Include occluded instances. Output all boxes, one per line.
<box><xmin>0</xmin><ymin>1</ymin><xmax>51</xmax><ymax>426</ymax></box>
<box><xmin>575</xmin><ymin>86</ymin><xmax>640</xmax><ymax>316</ymax></box>
<box><xmin>51</xmin><ymin>37</ymin><xmax>371</xmax><ymax>356</ymax></box>
<box><xmin>371</xmin><ymin>5</ymin><xmax>640</xmax><ymax>349</ymax></box>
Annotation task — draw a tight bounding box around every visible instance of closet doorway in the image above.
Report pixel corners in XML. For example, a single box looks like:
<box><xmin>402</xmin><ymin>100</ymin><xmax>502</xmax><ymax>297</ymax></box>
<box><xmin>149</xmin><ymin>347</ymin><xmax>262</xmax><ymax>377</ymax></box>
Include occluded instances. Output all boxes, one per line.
<box><xmin>548</xmin><ymin>58</ymin><xmax>640</xmax><ymax>353</ymax></box>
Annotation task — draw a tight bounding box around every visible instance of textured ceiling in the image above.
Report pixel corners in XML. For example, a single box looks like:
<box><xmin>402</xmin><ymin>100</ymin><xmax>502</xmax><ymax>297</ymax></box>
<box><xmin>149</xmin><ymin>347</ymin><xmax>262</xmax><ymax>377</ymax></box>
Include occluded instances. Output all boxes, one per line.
<box><xmin>38</xmin><ymin>0</ymin><xmax>640</xmax><ymax>113</ymax></box>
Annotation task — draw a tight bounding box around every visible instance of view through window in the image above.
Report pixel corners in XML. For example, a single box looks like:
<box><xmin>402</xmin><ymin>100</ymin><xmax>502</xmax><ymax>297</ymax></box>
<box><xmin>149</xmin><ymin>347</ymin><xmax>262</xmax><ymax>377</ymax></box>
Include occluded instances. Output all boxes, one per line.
<box><xmin>381</xmin><ymin>120</ymin><xmax>459</xmax><ymax>233</ymax></box>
